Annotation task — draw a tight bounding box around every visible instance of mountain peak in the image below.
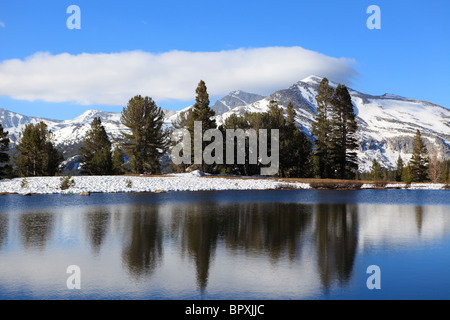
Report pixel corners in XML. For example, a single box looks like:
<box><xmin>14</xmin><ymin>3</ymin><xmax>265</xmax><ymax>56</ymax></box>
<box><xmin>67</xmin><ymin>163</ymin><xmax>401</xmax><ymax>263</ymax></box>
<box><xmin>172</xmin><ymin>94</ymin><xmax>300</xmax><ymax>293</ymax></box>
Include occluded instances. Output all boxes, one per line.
<box><xmin>211</xmin><ymin>90</ymin><xmax>265</xmax><ymax>115</ymax></box>
<box><xmin>300</xmin><ymin>75</ymin><xmax>324</xmax><ymax>84</ymax></box>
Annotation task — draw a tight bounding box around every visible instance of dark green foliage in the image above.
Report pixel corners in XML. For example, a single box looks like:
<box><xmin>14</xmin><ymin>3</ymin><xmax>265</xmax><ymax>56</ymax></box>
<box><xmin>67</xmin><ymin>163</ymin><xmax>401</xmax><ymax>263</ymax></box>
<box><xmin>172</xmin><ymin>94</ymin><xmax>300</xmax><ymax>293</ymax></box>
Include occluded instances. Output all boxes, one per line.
<box><xmin>441</xmin><ymin>159</ymin><xmax>450</xmax><ymax>183</ymax></box>
<box><xmin>279</xmin><ymin>102</ymin><xmax>313</xmax><ymax>178</ymax></box>
<box><xmin>60</xmin><ymin>175</ymin><xmax>76</xmax><ymax>190</ymax></box>
<box><xmin>311</xmin><ymin>78</ymin><xmax>334</xmax><ymax>178</ymax></box>
<box><xmin>16</xmin><ymin>122</ymin><xmax>63</xmax><ymax>177</ymax></box>
<box><xmin>80</xmin><ymin>117</ymin><xmax>113</xmax><ymax>175</ymax></box>
<box><xmin>402</xmin><ymin>164</ymin><xmax>413</xmax><ymax>185</ymax></box>
<box><xmin>121</xmin><ymin>95</ymin><xmax>169</xmax><ymax>174</ymax></box>
<box><xmin>370</xmin><ymin>159</ymin><xmax>383</xmax><ymax>181</ymax></box>
<box><xmin>312</xmin><ymin>79</ymin><xmax>359</xmax><ymax>179</ymax></box>
<box><xmin>220</xmin><ymin>113</ymin><xmax>259</xmax><ymax>176</ymax></box>
<box><xmin>409</xmin><ymin>130</ymin><xmax>429</xmax><ymax>182</ymax></box>
<box><xmin>188</xmin><ymin>80</ymin><xmax>217</xmax><ymax>172</ymax></box>
<box><xmin>192</xmin><ymin>80</ymin><xmax>216</xmax><ymax>131</ymax></box>
<box><xmin>329</xmin><ymin>84</ymin><xmax>359</xmax><ymax>179</ymax></box>
<box><xmin>395</xmin><ymin>155</ymin><xmax>404</xmax><ymax>182</ymax></box>
<box><xmin>112</xmin><ymin>147</ymin><xmax>125</xmax><ymax>175</ymax></box>
<box><xmin>218</xmin><ymin>100</ymin><xmax>313</xmax><ymax>178</ymax></box>
<box><xmin>0</xmin><ymin>124</ymin><xmax>10</xmax><ymax>178</ymax></box>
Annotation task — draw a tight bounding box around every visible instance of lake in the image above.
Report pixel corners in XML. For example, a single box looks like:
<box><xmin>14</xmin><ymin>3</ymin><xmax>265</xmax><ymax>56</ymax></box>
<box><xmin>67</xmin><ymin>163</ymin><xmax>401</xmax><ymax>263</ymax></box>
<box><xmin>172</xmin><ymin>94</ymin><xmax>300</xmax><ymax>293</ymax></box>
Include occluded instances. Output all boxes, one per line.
<box><xmin>0</xmin><ymin>189</ymin><xmax>449</xmax><ymax>300</ymax></box>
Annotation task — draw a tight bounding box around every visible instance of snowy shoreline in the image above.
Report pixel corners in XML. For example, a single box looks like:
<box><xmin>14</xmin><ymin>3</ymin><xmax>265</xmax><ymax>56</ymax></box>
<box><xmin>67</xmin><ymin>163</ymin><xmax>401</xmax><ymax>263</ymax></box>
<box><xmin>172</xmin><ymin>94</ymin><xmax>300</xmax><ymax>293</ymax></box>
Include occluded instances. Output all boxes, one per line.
<box><xmin>0</xmin><ymin>171</ymin><xmax>448</xmax><ymax>195</ymax></box>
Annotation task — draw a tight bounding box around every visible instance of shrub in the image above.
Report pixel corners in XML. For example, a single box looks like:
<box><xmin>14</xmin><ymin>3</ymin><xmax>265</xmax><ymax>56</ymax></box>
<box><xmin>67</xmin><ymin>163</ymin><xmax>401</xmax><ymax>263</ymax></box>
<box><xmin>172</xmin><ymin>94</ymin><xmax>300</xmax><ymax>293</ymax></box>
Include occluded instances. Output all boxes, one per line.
<box><xmin>60</xmin><ymin>175</ymin><xmax>76</xmax><ymax>190</ymax></box>
<box><xmin>21</xmin><ymin>178</ymin><xmax>29</xmax><ymax>188</ymax></box>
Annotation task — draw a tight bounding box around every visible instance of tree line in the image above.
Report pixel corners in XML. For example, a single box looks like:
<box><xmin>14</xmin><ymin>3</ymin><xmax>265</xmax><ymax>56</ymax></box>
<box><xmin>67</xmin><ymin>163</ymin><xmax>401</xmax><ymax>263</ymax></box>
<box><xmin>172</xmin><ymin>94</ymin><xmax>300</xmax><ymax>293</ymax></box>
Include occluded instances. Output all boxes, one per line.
<box><xmin>0</xmin><ymin>78</ymin><xmax>449</xmax><ymax>183</ymax></box>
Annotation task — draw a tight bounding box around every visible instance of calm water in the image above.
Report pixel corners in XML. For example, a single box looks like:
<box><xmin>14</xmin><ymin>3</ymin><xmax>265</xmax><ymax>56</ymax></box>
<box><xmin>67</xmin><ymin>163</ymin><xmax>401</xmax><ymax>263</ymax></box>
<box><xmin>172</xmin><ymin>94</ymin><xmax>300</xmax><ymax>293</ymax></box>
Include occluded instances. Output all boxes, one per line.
<box><xmin>0</xmin><ymin>189</ymin><xmax>449</xmax><ymax>300</ymax></box>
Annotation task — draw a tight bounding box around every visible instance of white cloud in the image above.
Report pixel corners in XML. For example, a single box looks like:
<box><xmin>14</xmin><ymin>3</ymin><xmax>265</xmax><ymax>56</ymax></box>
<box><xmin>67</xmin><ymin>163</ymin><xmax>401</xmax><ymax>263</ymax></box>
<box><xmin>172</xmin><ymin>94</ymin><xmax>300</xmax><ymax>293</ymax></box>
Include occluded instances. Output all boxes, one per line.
<box><xmin>0</xmin><ymin>47</ymin><xmax>357</xmax><ymax>107</ymax></box>
<box><xmin>0</xmin><ymin>21</ymin><xmax>5</xmax><ymax>28</ymax></box>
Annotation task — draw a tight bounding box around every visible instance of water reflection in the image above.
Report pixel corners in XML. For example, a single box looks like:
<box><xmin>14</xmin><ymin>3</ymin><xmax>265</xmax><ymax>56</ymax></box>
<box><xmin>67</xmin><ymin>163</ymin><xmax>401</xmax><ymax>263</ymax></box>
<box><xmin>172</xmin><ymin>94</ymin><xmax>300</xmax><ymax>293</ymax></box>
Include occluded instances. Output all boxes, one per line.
<box><xmin>19</xmin><ymin>212</ymin><xmax>54</xmax><ymax>251</ymax></box>
<box><xmin>0</xmin><ymin>214</ymin><xmax>7</xmax><ymax>250</ymax></box>
<box><xmin>0</xmin><ymin>191</ymin><xmax>450</xmax><ymax>299</ymax></box>
<box><xmin>85</xmin><ymin>209</ymin><xmax>110</xmax><ymax>255</ymax></box>
<box><xmin>122</xmin><ymin>205</ymin><xmax>163</xmax><ymax>279</ymax></box>
<box><xmin>314</xmin><ymin>204</ymin><xmax>358</xmax><ymax>289</ymax></box>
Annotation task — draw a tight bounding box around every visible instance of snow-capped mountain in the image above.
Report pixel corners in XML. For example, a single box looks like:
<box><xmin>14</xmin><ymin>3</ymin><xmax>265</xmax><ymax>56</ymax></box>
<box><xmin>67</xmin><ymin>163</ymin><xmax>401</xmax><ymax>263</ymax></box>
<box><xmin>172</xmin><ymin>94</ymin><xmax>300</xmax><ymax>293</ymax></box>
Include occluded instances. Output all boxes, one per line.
<box><xmin>211</xmin><ymin>90</ymin><xmax>265</xmax><ymax>115</ymax></box>
<box><xmin>215</xmin><ymin>75</ymin><xmax>450</xmax><ymax>171</ymax></box>
<box><xmin>1</xmin><ymin>75</ymin><xmax>449</xmax><ymax>173</ymax></box>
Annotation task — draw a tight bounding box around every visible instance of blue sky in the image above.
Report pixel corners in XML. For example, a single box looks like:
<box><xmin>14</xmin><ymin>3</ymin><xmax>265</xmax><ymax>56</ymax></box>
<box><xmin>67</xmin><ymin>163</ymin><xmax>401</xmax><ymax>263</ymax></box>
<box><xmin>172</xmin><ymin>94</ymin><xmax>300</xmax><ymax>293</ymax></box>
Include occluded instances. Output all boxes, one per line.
<box><xmin>0</xmin><ymin>0</ymin><xmax>448</xmax><ymax>119</ymax></box>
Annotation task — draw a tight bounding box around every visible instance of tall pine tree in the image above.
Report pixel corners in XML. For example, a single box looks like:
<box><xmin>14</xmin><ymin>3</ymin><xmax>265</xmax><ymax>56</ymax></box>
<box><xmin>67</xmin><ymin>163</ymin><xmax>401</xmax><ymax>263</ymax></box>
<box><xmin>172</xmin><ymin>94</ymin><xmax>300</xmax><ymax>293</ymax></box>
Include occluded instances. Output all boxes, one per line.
<box><xmin>329</xmin><ymin>84</ymin><xmax>359</xmax><ymax>179</ymax></box>
<box><xmin>409</xmin><ymin>130</ymin><xmax>429</xmax><ymax>182</ymax></box>
<box><xmin>188</xmin><ymin>80</ymin><xmax>217</xmax><ymax>172</ymax></box>
<box><xmin>0</xmin><ymin>124</ymin><xmax>10</xmax><ymax>178</ymax></box>
<box><xmin>282</xmin><ymin>102</ymin><xmax>313</xmax><ymax>178</ymax></box>
<box><xmin>80</xmin><ymin>117</ymin><xmax>113</xmax><ymax>175</ymax></box>
<box><xmin>121</xmin><ymin>95</ymin><xmax>168</xmax><ymax>174</ymax></box>
<box><xmin>16</xmin><ymin>122</ymin><xmax>62</xmax><ymax>177</ymax></box>
<box><xmin>312</xmin><ymin>78</ymin><xmax>334</xmax><ymax>178</ymax></box>
<box><xmin>395</xmin><ymin>155</ymin><xmax>404</xmax><ymax>182</ymax></box>
<box><xmin>112</xmin><ymin>147</ymin><xmax>125</xmax><ymax>175</ymax></box>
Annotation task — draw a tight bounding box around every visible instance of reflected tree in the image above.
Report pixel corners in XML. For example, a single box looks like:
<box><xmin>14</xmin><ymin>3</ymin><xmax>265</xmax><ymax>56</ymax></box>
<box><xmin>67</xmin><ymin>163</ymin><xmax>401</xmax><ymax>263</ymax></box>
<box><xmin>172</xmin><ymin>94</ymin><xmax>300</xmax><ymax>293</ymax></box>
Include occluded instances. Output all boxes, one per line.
<box><xmin>122</xmin><ymin>206</ymin><xmax>163</xmax><ymax>279</ymax></box>
<box><xmin>19</xmin><ymin>212</ymin><xmax>54</xmax><ymax>251</ymax></box>
<box><xmin>0</xmin><ymin>214</ymin><xmax>8</xmax><ymax>250</ymax></box>
<box><xmin>85</xmin><ymin>209</ymin><xmax>110</xmax><ymax>255</ymax></box>
<box><xmin>221</xmin><ymin>203</ymin><xmax>312</xmax><ymax>262</ymax></box>
<box><xmin>314</xmin><ymin>204</ymin><xmax>358</xmax><ymax>290</ymax></box>
<box><xmin>171</xmin><ymin>202</ymin><xmax>313</xmax><ymax>293</ymax></box>
<box><xmin>415</xmin><ymin>206</ymin><xmax>423</xmax><ymax>236</ymax></box>
<box><xmin>181</xmin><ymin>204</ymin><xmax>220</xmax><ymax>293</ymax></box>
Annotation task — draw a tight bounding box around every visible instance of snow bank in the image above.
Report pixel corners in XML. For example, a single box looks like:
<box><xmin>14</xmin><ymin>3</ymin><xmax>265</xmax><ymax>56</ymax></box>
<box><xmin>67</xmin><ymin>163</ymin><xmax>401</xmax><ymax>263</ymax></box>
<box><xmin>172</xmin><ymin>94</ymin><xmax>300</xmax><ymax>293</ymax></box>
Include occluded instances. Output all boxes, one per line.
<box><xmin>1</xmin><ymin>174</ymin><xmax>447</xmax><ymax>195</ymax></box>
<box><xmin>0</xmin><ymin>174</ymin><xmax>309</xmax><ymax>195</ymax></box>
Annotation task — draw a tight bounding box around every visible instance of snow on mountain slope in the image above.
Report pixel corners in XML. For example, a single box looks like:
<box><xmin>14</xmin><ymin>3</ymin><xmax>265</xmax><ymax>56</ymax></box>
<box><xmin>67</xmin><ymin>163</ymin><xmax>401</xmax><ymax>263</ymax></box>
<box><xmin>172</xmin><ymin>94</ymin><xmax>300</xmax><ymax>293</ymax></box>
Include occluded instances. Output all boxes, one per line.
<box><xmin>211</xmin><ymin>90</ymin><xmax>265</xmax><ymax>115</ymax></box>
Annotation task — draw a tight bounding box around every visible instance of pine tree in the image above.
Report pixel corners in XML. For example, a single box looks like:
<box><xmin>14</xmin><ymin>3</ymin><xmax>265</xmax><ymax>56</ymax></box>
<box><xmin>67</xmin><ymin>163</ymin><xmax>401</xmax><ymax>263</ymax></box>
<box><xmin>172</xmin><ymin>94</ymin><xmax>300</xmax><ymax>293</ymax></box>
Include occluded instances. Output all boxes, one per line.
<box><xmin>282</xmin><ymin>102</ymin><xmax>313</xmax><ymax>178</ymax></box>
<box><xmin>312</xmin><ymin>78</ymin><xmax>334</xmax><ymax>178</ymax></box>
<box><xmin>402</xmin><ymin>164</ymin><xmax>413</xmax><ymax>185</ymax></box>
<box><xmin>410</xmin><ymin>130</ymin><xmax>429</xmax><ymax>182</ymax></box>
<box><xmin>221</xmin><ymin>113</ymin><xmax>257</xmax><ymax>176</ymax></box>
<box><xmin>112</xmin><ymin>147</ymin><xmax>125</xmax><ymax>175</ymax></box>
<box><xmin>188</xmin><ymin>80</ymin><xmax>217</xmax><ymax>172</ymax></box>
<box><xmin>80</xmin><ymin>117</ymin><xmax>113</xmax><ymax>175</ymax></box>
<box><xmin>370</xmin><ymin>159</ymin><xmax>383</xmax><ymax>181</ymax></box>
<box><xmin>16</xmin><ymin>122</ymin><xmax>62</xmax><ymax>177</ymax></box>
<box><xmin>441</xmin><ymin>160</ymin><xmax>449</xmax><ymax>183</ymax></box>
<box><xmin>121</xmin><ymin>95</ymin><xmax>168</xmax><ymax>174</ymax></box>
<box><xmin>0</xmin><ymin>124</ymin><xmax>10</xmax><ymax>178</ymax></box>
<box><xmin>395</xmin><ymin>155</ymin><xmax>404</xmax><ymax>182</ymax></box>
<box><xmin>329</xmin><ymin>84</ymin><xmax>359</xmax><ymax>179</ymax></box>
